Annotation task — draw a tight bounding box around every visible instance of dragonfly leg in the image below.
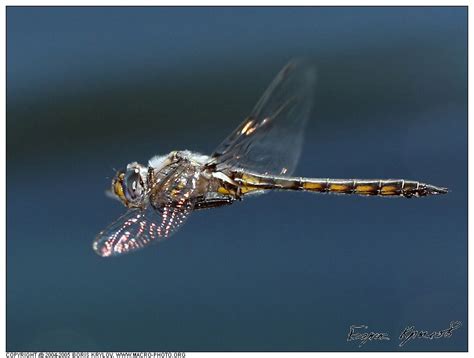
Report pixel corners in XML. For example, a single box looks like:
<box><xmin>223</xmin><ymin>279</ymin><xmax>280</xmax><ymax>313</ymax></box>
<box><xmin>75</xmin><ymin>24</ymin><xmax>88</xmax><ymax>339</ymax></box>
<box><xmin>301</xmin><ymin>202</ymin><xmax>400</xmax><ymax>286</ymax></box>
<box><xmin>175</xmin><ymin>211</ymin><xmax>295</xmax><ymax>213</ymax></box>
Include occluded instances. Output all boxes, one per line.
<box><xmin>194</xmin><ymin>196</ymin><xmax>235</xmax><ymax>210</ymax></box>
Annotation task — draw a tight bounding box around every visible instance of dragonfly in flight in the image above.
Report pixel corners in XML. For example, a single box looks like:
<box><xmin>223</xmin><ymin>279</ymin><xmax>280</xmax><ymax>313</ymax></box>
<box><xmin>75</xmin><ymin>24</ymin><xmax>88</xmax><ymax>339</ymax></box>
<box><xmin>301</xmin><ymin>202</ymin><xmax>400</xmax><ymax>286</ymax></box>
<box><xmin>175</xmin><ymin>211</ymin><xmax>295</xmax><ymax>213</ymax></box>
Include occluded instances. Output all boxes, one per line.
<box><xmin>94</xmin><ymin>59</ymin><xmax>448</xmax><ymax>257</ymax></box>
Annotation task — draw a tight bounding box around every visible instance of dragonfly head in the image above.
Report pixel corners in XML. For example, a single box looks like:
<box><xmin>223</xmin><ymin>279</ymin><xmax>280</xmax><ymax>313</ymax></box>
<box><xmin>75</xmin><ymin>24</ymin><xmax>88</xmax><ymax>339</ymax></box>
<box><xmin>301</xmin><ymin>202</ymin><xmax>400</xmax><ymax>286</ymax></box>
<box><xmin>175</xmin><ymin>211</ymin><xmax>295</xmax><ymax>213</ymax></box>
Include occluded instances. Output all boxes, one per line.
<box><xmin>112</xmin><ymin>162</ymin><xmax>148</xmax><ymax>208</ymax></box>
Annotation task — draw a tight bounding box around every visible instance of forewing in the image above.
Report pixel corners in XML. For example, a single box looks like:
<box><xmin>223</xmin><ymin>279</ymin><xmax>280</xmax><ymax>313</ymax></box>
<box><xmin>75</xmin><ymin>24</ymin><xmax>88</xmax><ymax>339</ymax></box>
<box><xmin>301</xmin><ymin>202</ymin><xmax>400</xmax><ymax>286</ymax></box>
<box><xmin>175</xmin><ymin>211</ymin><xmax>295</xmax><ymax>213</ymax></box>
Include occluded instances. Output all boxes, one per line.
<box><xmin>93</xmin><ymin>204</ymin><xmax>193</xmax><ymax>257</ymax></box>
<box><xmin>149</xmin><ymin>163</ymin><xmax>199</xmax><ymax>237</ymax></box>
<box><xmin>212</xmin><ymin>58</ymin><xmax>316</xmax><ymax>176</ymax></box>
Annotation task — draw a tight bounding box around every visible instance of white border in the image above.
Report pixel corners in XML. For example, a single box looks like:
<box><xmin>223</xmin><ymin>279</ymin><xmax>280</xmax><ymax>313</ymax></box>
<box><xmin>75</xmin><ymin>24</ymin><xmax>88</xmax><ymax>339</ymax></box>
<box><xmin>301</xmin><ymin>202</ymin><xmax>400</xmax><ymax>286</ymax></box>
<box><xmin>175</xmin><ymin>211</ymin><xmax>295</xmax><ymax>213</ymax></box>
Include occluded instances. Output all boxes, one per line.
<box><xmin>0</xmin><ymin>1</ymin><xmax>470</xmax><ymax>5</ymax></box>
<box><xmin>1</xmin><ymin>2</ymin><xmax>6</xmax><ymax>356</ymax></box>
<box><xmin>1</xmin><ymin>2</ymin><xmax>469</xmax><ymax>356</ymax></box>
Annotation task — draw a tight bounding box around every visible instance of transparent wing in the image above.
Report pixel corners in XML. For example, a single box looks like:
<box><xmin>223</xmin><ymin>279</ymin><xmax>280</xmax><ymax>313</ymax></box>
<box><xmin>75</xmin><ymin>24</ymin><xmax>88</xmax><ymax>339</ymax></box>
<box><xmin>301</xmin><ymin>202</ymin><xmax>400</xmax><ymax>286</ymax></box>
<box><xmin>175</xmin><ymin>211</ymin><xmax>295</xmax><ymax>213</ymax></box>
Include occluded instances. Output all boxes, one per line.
<box><xmin>212</xmin><ymin>58</ymin><xmax>316</xmax><ymax>176</ymax></box>
<box><xmin>93</xmin><ymin>163</ymin><xmax>200</xmax><ymax>257</ymax></box>
<box><xmin>93</xmin><ymin>202</ymin><xmax>194</xmax><ymax>257</ymax></box>
<box><xmin>149</xmin><ymin>162</ymin><xmax>200</xmax><ymax>221</ymax></box>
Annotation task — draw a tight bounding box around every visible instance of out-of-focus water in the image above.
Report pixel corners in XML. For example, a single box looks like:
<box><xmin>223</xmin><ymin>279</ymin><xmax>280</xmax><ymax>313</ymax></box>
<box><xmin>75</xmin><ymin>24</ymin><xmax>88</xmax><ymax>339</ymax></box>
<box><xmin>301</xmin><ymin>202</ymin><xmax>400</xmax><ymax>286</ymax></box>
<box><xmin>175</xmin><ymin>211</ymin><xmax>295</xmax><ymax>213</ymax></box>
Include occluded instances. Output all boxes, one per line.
<box><xmin>7</xmin><ymin>7</ymin><xmax>466</xmax><ymax>351</ymax></box>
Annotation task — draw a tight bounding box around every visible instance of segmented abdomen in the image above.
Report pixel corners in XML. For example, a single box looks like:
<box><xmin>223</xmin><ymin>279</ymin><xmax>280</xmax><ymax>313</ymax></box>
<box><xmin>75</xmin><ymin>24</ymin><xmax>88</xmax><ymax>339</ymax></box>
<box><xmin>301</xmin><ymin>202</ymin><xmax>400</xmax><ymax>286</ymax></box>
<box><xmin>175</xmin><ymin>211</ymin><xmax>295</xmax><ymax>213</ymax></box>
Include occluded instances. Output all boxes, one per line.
<box><xmin>234</xmin><ymin>173</ymin><xmax>448</xmax><ymax>198</ymax></box>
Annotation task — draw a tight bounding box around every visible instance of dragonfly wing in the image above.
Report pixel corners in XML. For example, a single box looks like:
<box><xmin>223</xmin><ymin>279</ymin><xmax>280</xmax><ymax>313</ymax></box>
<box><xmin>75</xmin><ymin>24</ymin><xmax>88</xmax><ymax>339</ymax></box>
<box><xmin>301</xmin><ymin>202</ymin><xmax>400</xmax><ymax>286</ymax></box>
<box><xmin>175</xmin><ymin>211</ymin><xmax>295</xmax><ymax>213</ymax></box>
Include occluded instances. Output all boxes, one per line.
<box><xmin>212</xmin><ymin>58</ymin><xmax>317</xmax><ymax>176</ymax></box>
<box><xmin>149</xmin><ymin>163</ymin><xmax>200</xmax><ymax>229</ymax></box>
<box><xmin>153</xmin><ymin>199</ymin><xmax>194</xmax><ymax>237</ymax></box>
<box><xmin>93</xmin><ymin>201</ymin><xmax>194</xmax><ymax>257</ymax></box>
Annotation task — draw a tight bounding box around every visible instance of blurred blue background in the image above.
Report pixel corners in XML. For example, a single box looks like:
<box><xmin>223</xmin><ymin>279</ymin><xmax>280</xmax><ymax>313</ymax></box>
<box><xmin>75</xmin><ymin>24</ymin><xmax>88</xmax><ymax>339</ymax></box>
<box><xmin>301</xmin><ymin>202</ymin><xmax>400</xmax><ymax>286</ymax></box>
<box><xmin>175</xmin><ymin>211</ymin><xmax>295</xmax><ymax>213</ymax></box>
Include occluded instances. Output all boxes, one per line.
<box><xmin>7</xmin><ymin>7</ymin><xmax>467</xmax><ymax>351</ymax></box>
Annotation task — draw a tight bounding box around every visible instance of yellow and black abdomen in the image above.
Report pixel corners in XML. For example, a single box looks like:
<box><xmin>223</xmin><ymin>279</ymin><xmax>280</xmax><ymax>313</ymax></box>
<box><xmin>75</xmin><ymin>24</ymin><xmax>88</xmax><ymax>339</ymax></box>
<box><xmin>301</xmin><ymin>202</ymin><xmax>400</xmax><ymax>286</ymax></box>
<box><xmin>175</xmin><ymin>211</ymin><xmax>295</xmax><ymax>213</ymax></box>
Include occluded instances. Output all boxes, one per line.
<box><xmin>233</xmin><ymin>173</ymin><xmax>448</xmax><ymax>198</ymax></box>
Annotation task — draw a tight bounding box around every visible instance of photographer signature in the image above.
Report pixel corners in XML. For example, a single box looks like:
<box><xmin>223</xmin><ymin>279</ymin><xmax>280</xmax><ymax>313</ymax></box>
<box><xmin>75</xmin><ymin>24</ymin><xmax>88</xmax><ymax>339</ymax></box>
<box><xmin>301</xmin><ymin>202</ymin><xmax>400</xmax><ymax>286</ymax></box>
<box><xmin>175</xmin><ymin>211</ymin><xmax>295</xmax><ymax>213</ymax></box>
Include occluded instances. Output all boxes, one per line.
<box><xmin>347</xmin><ymin>321</ymin><xmax>462</xmax><ymax>348</ymax></box>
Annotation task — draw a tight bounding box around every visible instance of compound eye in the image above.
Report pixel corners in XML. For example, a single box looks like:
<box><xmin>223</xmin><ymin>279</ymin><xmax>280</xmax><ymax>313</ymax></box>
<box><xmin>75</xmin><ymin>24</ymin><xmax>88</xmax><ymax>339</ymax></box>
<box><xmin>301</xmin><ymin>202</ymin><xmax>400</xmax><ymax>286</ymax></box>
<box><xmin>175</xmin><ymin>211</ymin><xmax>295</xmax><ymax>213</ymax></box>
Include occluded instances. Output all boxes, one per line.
<box><xmin>124</xmin><ymin>171</ymin><xmax>144</xmax><ymax>201</ymax></box>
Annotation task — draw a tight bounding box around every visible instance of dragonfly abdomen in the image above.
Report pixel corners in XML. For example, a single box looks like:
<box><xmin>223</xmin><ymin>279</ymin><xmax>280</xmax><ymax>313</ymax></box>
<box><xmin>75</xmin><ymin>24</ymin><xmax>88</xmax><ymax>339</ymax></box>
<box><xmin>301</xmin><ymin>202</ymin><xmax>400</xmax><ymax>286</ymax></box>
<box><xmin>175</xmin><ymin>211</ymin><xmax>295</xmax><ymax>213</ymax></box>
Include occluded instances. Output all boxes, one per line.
<box><xmin>235</xmin><ymin>173</ymin><xmax>448</xmax><ymax>198</ymax></box>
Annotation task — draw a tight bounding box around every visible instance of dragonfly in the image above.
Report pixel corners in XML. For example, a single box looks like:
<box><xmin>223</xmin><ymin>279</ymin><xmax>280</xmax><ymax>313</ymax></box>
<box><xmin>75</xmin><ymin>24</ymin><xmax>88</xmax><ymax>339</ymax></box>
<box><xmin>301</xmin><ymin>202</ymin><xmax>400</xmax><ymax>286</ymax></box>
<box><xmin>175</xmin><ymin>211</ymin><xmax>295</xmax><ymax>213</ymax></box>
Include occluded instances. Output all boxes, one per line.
<box><xmin>93</xmin><ymin>58</ymin><xmax>448</xmax><ymax>257</ymax></box>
